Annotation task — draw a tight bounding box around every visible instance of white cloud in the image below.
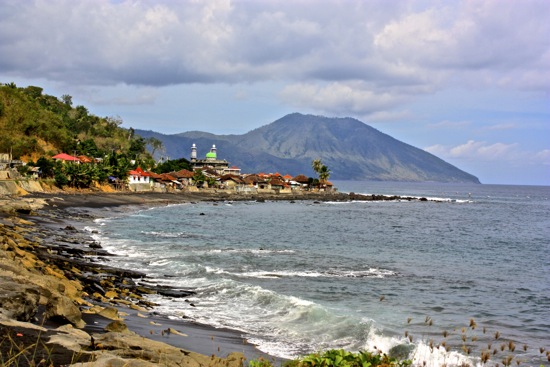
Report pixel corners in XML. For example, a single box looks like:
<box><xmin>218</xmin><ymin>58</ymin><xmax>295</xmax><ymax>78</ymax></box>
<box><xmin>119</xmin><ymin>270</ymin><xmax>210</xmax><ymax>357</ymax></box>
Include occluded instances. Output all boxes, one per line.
<box><xmin>366</xmin><ymin>110</ymin><xmax>413</xmax><ymax>123</ymax></box>
<box><xmin>425</xmin><ymin>140</ymin><xmax>549</xmax><ymax>166</ymax></box>
<box><xmin>279</xmin><ymin>82</ymin><xmax>407</xmax><ymax>116</ymax></box>
<box><xmin>0</xmin><ymin>0</ymin><xmax>549</xmax><ymax>116</ymax></box>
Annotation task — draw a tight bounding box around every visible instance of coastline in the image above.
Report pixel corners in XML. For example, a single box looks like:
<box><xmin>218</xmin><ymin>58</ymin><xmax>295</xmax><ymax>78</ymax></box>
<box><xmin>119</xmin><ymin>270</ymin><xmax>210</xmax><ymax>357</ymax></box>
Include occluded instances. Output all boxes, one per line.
<box><xmin>0</xmin><ymin>189</ymin><xmax>431</xmax><ymax>366</ymax></box>
<box><xmin>1</xmin><ymin>191</ymin><xmax>288</xmax><ymax>366</ymax></box>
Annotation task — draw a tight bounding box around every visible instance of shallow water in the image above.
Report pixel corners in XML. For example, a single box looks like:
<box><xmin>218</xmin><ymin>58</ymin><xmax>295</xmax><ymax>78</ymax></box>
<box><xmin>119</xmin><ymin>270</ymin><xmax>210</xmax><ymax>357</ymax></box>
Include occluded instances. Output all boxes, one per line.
<box><xmin>88</xmin><ymin>182</ymin><xmax>550</xmax><ymax>366</ymax></box>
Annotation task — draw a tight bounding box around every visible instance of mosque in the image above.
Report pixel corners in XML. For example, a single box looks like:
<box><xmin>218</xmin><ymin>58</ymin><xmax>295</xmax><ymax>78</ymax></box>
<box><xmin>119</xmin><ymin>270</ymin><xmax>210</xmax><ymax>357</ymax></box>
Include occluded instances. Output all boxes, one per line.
<box><xmin>190</xmin><ymin>144</ymin><xmax>240</xmax><ymax>175</ymax></box>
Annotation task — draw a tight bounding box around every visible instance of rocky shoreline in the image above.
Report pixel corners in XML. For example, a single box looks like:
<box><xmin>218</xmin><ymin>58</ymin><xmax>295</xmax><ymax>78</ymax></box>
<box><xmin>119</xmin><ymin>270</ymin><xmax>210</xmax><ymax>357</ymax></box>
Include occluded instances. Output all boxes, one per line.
<box><xmin>0</xmin><ymin>190</ymin><xmax>429</xmax><ymax>366</ymax></box>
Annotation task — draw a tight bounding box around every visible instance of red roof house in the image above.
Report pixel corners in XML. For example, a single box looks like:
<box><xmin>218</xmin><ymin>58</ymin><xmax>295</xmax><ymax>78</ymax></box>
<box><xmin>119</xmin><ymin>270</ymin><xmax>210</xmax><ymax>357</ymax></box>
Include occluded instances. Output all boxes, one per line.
<box><xmin>52</xmin><ymin>153</ymin><xmax>80</xmax><ymax>162</ymax></box>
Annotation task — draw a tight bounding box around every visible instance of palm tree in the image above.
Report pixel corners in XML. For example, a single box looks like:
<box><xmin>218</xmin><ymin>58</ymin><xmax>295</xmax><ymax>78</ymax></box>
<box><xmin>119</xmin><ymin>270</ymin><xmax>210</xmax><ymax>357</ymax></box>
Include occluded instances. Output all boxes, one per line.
<box><xmin>147</xmin><ymin>137</ymin><xmax>164</xmax><ymax>157</ymax></box>
<box><xmin>311</xmin><ymin>159</ymin><xmax>331</xmax><ymax>182</ymax></box>
<box><xmin>312</xmin><ymin>159</ymin><xmax>322</xmax><ymax>174</ymax></box>
<box><xmin>318</xmin><ymin>165</ymin><xmax>331</xmax><ymax>182</ymax></box>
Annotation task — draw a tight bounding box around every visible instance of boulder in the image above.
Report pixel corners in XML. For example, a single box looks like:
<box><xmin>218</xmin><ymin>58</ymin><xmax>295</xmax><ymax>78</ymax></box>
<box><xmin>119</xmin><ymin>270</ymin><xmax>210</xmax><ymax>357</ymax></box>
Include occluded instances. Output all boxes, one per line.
<box><xmin>98</xmin><ymin>306</ymin><xmax>121</xmax><ymax>320</ymax></box>
<box><xmin>105</xmin><ymin>320</ymin><xmax>129</xmax><ymax>333</ymax></box>
<box><xmin>45</xmin><ymin>294</ymin><xmax>86</xmax><ymax>328</ymax></box>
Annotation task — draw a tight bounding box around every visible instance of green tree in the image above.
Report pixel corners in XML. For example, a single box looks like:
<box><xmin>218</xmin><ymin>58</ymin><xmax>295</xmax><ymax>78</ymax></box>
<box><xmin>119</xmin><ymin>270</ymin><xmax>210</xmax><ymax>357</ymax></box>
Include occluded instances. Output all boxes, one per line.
<box><xmin>128</xmin><ymin>136</ymin><xmax>147</xmax><ymax>158</ymax></box>
<box><xmin>154</xmin><ymin>158</ymin><xmax>191</xmax><ymax>174</ymax></box>
<box><xmin>318</xmin><ymin>164</ymin><xmax>331</xmax><ymax>181</ymax></box>
<box><xmin>79</xmin><ymin>139</ymin><xmax>100</xmax><ymax>157</ymax></box>
<box><xmin>112</xmin><ymin>155</ymin><xmax>131</xmax><ymax>182</ymax></box>
<box><xmin>36</xmin><ymin>157</ymin><xmax>56</xmax><ymax>178</ymax></box>
<box><xmin>61</xmin><ymin>94</ymin><xmax>72</xmax><ymax>107</ymax></box>
<box><xmin>23</xmin><ymin>86</ymin><xmax>43</xmax><ymax>99</ymax></box>
<box><xmin>312</xmin><ymin>159</ymin><xmax>322</xmax><ymax>173</ymax></box>
<box><xmin>146</xmin><ymin>137</ymin><xmax>164</xmax><ymax>157</ymax></box>
<box><xmin>311</xmin><ymin>159</ymin><xmax>331</xmax><ymax>182</ymax></box>
<box><xmin>192</xmin><ymin>169</ymin><xmax>205</xmax><ymax>187</ymax></box>
<box><xmin>54</xmin><ymin>170</ymin><xmax>69</xmax><ymax>187</ymax></box>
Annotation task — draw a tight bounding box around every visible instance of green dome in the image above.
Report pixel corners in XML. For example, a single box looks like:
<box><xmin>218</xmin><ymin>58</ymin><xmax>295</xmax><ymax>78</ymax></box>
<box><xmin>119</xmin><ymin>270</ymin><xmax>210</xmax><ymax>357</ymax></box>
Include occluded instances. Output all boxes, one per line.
<box><xmin>206</xmin><ymin>151</ymin><xmax>217</xmax><ymax>159</ymax></box>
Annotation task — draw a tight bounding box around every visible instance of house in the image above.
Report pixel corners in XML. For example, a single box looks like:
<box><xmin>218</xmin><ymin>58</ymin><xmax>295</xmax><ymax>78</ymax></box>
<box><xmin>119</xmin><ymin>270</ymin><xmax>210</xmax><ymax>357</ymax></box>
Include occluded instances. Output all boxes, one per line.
<box><xmin>243</xmin><ymin>174</ymin><xmax>269</xmax><ymax>189</ymax></box>
<box><xmin>170</xmin><ymin>169</ymin><xmax>195</xmax><ymax>186</ymax></box>
<box><xmin>52</xmin><ymin>153</ymin><xmax>80</xmax><ymax>163</ymax></box>
<box><xmin>269</xmin><ymin>177</ymin><xmax>285</xmax><ymax>191</ymax></box>
<box><xmin>219</xmin><ymin>174</ymin><xmax>245</xmax><ymax>190</ymax></box>
<box><xmin>292</xmin><ymin>174</ymin><xmax>310</xmax><ymax>189</ymax></box>
<box><xmin>77</xmin><ymin>155</ymin><xmax>93</xmax><ymax>163</ymax></box>
<box><xmin>223</xmin><ymin>166</ymin><xmax>241</xmax><ymax>176</ymax></box>
<box><xmin>0</xmin><ymin>153</ymin><xmax>23</xmax><ymax>169</ymax></box>
<box><xmin>288</xmin><ymin>180</ymin><xmax>302</xmax><ymax>189</ymax></box>
<box><xmin>149</xmin><ymin>172</ymin><xmax>182</xmax><ymax>190</ymax></box>
<box><xmin>128</xmin><ymin>167</ymin><xmax>151</xmax><ymax>191</ymax></box>
<box><xmin>282</xmin><ymin>174</ymin><xmax>293</xmax><ymax>182</ymax></box>
<box><xmin>319</xmin><ymin>180</ymin><xmax>334</xmax><ymax>192</ymax></box>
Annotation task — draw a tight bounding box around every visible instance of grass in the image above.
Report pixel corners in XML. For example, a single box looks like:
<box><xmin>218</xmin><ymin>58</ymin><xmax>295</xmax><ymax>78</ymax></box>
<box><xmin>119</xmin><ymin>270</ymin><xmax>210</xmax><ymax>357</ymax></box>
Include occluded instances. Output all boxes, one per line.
<box><xmin>248</xmin><ymin>349</ymin><xmax>410</xmax><ymax>367</ymax></box>
<box><xmin>0</xmin><ymin>326</ymin><xmax>90</xmax><ymax>367</ymax></box>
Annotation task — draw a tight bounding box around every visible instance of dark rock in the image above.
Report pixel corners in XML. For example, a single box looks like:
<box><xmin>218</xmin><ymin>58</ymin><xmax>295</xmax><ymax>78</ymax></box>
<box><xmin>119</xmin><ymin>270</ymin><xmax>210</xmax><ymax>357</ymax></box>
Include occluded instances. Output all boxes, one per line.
<box><xmin>88</xmin><ymin>242</ymin><xmax>102</xmax><ymax>249</ymax></box>
<box><xmin>388</xmin><ymin>343</ymin><xmax>415</xmax><ymax>360</ymax></box>
<box><xmin>156</xmin><ymin>288</ymin><xmax>196</xmax><ymax>298</ymax></box>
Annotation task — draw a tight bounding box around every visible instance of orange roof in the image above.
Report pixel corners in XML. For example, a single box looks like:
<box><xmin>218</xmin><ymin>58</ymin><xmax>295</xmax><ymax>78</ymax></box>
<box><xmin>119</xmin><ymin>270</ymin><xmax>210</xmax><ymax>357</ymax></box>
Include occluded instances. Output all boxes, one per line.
<box><xmin>293</xmin><ymin>174</ymin><xmax>309</xmax><ymax>183</ymax></box>
<box><xmin>129</xmin><ymin>167</ymin><xmax>150</xmax><ymax>176</ymax></box>
<box><xmin>77</xmin><ymin>155</ymin><xmax>93</xmax><ymax>163</ymax></box>
<box><xmin>52</xmin><ymin>153</ymin><xmax>80</xmax><ymax>162</ymax></box>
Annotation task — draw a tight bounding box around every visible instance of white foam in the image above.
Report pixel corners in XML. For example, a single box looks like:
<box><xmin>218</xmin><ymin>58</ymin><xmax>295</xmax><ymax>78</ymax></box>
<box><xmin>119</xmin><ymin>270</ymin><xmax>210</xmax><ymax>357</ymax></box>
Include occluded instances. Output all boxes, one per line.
<box><xmin>411</xmin><ymin>340</ymin><xmax>474</xmax><ymax>367</ymax></box>
<box><xmin>230</xmin><ymin>268</ymin><xmax>396</xmax><ymax>279</ymax></box>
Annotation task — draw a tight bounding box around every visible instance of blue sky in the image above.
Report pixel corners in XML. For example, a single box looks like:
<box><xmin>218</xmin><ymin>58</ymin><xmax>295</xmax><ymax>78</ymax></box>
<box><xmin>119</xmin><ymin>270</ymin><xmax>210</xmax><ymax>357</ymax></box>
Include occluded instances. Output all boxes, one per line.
<box><xmin>1</xmin><ymin>0</ymin><xmax>548</xmax><ymax>185</ymax></box>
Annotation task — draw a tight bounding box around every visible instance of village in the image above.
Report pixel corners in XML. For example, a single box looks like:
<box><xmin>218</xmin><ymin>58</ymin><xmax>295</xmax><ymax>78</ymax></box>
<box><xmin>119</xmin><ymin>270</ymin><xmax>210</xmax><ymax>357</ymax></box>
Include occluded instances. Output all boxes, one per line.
<box><xmin>0</xmin><ymin>144</ymin><xmax>335</xmax><ymax>195</ymax></box>
<box><xmin>126</xmin><ymin>144</ymin><xmax>334</xmax><ymax>194</ymax></box>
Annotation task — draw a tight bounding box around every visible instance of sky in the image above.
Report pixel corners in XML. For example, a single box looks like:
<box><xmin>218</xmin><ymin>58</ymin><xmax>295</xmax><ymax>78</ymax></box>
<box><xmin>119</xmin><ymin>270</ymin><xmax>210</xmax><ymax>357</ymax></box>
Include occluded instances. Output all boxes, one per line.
<box><xmin>1</xmin><ymin>0</ymin><xmax>548</xmax><ymax>185</ymax></box>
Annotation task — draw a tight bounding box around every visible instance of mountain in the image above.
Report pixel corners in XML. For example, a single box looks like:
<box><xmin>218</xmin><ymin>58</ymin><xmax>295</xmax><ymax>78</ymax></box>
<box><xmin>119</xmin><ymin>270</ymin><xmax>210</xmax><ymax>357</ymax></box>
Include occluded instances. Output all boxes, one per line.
<box><xmin>136</xmin><ymin>113</ymin><xmax>480</xmax><ymax>183</ymax></box>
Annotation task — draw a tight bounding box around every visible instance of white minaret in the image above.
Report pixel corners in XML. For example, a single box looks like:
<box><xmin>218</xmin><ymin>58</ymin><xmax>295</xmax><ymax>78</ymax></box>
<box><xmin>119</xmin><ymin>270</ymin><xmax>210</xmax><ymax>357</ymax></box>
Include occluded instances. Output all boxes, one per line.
<box><xmin>211</xmin><ymin>144</ymin><xmax>217</xmax><ymax>154</ymax></box>
<box><xmin>191</xmin><ymin>143</ymin><xmax>197</xmax><ymax>162</ymax></box>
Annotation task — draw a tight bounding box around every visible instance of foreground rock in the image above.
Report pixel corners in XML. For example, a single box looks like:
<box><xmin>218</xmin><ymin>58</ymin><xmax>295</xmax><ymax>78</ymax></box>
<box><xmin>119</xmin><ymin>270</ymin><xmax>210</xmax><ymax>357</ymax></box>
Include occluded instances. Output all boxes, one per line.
<box><xmin>0</xmin><ymin>209</ymin><xmax>247</xmax><ymax>366</ymax></box>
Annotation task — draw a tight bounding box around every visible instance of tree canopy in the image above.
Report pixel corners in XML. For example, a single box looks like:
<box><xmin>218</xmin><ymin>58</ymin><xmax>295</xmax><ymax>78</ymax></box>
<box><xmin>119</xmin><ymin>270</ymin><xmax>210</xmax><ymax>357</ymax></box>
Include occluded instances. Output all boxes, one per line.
<box><xmin>0</xmin><ymin>82</ymin><xmax>152</xmax><ymax>162</ymax></box>
<box><xmin>312</xmin><ymin>158</ymin><xmax>331</xmax><ymax>182</ymax></box>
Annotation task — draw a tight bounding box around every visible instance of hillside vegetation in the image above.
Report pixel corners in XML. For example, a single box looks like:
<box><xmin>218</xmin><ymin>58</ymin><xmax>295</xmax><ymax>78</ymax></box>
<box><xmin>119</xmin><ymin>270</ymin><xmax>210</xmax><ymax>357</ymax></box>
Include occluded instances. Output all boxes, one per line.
<box><xmin>0</xmin><ymin>82</ymin><xmax>188</xmax><ymax>188</ymax></box>
<box><xmin>0</xmin><ymin>82</ymin><xmax>146</xmax><ymax>161</ymax></box>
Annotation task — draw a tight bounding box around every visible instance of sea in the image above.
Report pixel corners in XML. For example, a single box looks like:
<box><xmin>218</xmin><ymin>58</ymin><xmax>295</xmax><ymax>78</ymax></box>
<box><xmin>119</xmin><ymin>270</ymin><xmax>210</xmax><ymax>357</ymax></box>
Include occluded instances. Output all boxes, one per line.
<box><xmin>85</xmin><ymin>181</ymin><xmax>550</xmax><ymax>367</ymax></box>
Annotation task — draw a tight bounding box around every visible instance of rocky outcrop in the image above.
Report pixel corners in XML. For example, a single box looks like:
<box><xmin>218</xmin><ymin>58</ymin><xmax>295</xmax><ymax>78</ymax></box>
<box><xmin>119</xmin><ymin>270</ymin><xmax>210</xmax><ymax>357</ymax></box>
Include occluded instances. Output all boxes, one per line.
<box><xmin>0</xmin><ymin>178</ymin><xmax>47</xmax><ymax>196</ymax></box>
<box><xmin>0</xmin><ymin>206</ymin><xmax>247</xmax><ymax>367</ymax></box>
<box><xmin>0</xmin><ymin>276</ymin><xmax>41</xmax><ymax>321</ymax></box>
<box><xmin>0</xmin><ymin>194</ymin><xmax>47</xmax><ymax>214</ymax></box>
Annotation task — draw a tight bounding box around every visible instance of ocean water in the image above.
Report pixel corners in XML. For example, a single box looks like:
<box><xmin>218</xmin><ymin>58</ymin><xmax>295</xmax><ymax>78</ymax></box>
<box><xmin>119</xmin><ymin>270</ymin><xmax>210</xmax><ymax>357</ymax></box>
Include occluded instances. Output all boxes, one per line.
<box><xmin>87</xmin><ymin>182</ymin><xmax>550</xmax><ymax>366</ymax></box>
